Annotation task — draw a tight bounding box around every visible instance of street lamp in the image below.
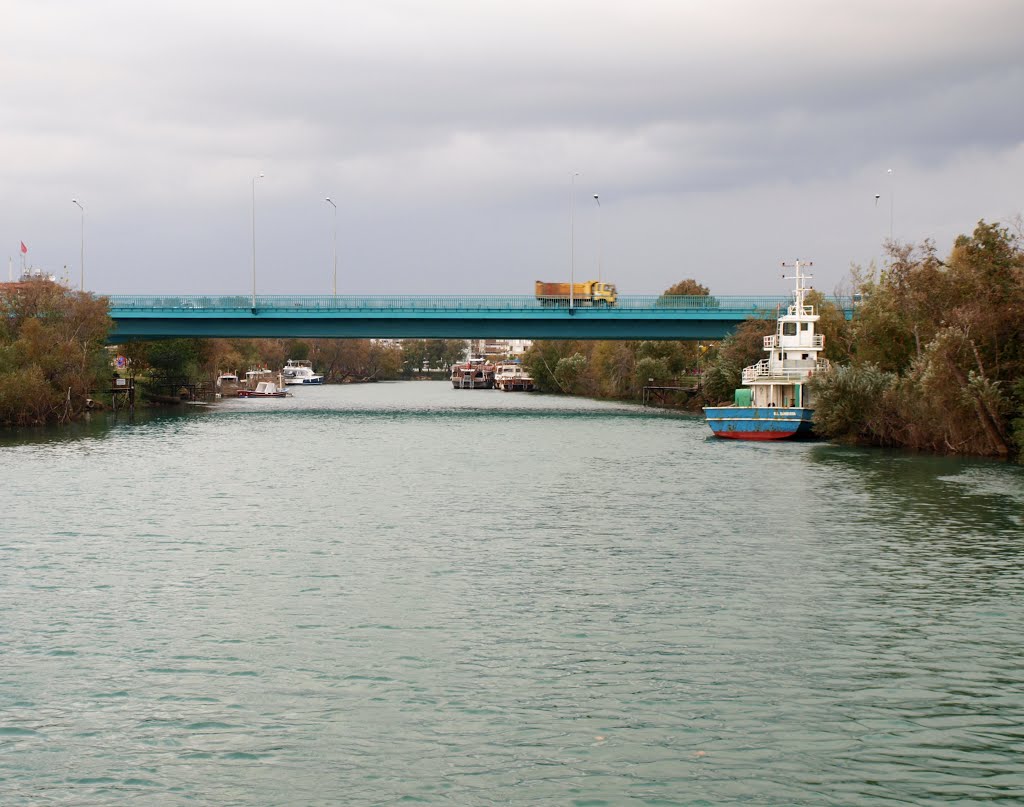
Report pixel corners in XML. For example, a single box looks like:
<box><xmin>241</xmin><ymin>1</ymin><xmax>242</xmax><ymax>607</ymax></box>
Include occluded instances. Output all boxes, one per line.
<box><xmin>71</xmin><ymin>199</ymin><xmax>84</xmax><ymax>290</ymax></box>
<box><xmin>887</xmin><ymin>167</ymin><xmax>894</xmax><ymax>241</ymax></box>
<box><xmin>325</xmin><ymin>197</ymin><xmax>337</xmax><ymax>297</ymax></box>
<box><xmin>569</xmin><ymin>171</ymin><xmax>580</xmax><ymax>309</ymax></box>
<box><xmin>251</xmin><ymin>173</ymin><xmax>264</xmax><ymax>308</ymax></box>
<box><xmin>593</xmin><ymin>194</ymin><xmax>602</xmax><ymax>283</ymax></box>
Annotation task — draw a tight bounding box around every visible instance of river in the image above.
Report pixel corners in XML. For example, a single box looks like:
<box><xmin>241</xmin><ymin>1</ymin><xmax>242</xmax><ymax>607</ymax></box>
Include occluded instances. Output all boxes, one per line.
<box><xmin>1</xmin><ymin>381</ymin><xmax>1022</xmax><ymax>805</ymax></box>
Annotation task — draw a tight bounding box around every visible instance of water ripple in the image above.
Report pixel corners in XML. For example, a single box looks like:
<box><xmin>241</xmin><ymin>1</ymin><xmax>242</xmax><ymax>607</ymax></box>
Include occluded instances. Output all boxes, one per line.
<box><xmin>1</xmin><ymin>382</ymin><xmax>1022</xmax><ymax>805</ymax></box>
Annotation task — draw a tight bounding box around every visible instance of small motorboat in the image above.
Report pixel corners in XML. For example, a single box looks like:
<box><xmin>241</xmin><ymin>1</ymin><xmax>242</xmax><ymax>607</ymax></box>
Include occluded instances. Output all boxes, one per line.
<box><xmin>282</xmin><ymin>359</ymin><xmax>324</xmax><ymax>385</ymax></box>
<box><xmin>237</xmin><ymin>381</ymin><xmax>289</xmax><ymax>398</ymax></box>
<box><xmin>216</xmin><ymin>372</ymin><xmax>240</xmax><ymax>397</ymax></box>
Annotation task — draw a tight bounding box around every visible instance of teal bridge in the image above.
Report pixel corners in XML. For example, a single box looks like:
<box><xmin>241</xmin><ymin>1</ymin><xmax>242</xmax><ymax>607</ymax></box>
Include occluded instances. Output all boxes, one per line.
<box><xmin>107</xmin><ymin>295</ymin><xmax>853</xmax><ymax>342</ymax></box>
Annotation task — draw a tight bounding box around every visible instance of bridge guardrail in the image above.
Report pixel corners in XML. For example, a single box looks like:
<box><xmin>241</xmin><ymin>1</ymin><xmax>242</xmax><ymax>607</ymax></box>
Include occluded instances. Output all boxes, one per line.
<box><xmin>106</xmin><ymin>294</ymin><xmax>819</xmax><ymax>313</ymax></box>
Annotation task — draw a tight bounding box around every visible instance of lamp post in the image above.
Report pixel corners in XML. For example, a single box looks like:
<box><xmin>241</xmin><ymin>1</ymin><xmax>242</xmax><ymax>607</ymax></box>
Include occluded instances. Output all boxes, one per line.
<box><xmin>593</xmin><ymin>194</ymin><xmax>602</xmax><ymax>283</ymax></box>
<box><xmin>887</xmin><ymin>167</ymin><xmax>894</xmax><ymax>241</ymax></box>
<box><xmin>325</xmin><ymin>197</ymin><xmax>337</xmax><ymax>297</ymax></box>
<box><xmin>569</xmin><ymin>171</ymin><xmax>580</xmax><ymax>309</ymax></box>
<box><xmin>71</xmin><ymin>199</ymin><xmax>84</xmax><ymax>290</ymax></box>
<box><xmin>251</xmin><ymin>173</ymin><xmax>264</xmax><ymax>308</ymax></box>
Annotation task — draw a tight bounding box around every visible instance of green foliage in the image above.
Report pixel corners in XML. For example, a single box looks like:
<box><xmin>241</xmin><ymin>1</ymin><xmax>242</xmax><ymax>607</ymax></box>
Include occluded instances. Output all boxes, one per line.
<box><xmin>141</xmin><ymin>339</ymin><xmax>209</xmax><ymax>380</ymax></box>
<box><xmin>398</xmin><ymin>339</ymin><xmax>466</xmax><ymax>375</ymax></box>
<box><xmin>523</xmin><ymin>341</ymin><xmax>578</xmax><ymax>393</ymax></box>
<box><xmin>1011</xmin><ymin>378</ymin><xmax>1024</xmax><ymax>459</ymax></box>
<box><xmin>590</xmin><ymin>341</ymin><xmax>638</xmax><ymax>398</ymax></box>
<box><xmin>701</xmin><ymin>315</ymin><xmax>775</xmax><ymax>403</ymax></box>
<box><xmin>806</xmin><ymin>290</ymin><xmax>853</xmax><ymax>363</ymax></box>
<box><xmin>809</xmin><ymin>363</ymin><xmax>896</xmax><ymax>441</ymax></box>
<box><xmin>284</xmin><ymin>339</ymin><xmax>311</xmax><ymax>361</ymax></box>
<box><xmin>656</xmin><ymin>278</ymin><xmax>718</xmax><ymax>309</ymax></box>
<box><xmin>635</xmin><ymin>356</ymin><xmax>670</xmax><ymax>388</ymax></box>
<box><xmin>701</xmin><ymin>355</ymin><xmax>743</xmax><ymax>405</ymax></box>
<box><xmin>554</xmin><ymin>352</ymin><xmax>588</xmax><ymax>393</ymax></box>
<box><xmin>314</xmin><ymin>339</ymin><xmax>402</xmax><ymax>381</ymax></box>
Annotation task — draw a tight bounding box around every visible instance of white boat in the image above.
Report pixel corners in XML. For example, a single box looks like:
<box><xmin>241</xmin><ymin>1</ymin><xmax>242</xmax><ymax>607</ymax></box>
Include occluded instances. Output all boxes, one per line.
<box><xmin>282</xmin><ymin>359</ymin><xmax>324</xmax><ymax>385</ymax></box>
<box><xmin>451</xmin><ymin>358</ymin><xmax>495</xmax><ymax>389</ymax></box>
<box><xmin>702</xmin><ymin>259</ymin><xmax>829</xmax><ymax>439</ymax></box>
<box><xmin>494</xmin><ymin>362</ymin><xmax>535</xmax><ymax>392</ymax></box>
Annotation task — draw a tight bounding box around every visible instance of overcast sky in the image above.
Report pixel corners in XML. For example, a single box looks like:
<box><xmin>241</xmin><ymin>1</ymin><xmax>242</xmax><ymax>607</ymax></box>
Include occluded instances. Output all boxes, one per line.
<box><xmin>3</xmin><ymin>0</ymin><xmax>1023</xmax><ymax>296</ymax></box>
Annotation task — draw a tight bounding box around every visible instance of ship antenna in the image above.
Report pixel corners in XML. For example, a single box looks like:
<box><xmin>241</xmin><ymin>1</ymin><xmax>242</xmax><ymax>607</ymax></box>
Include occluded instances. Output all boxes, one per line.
<box><xmin>781</xmin><ymin>259</ymin><xmax>814</xmax><ymax>311</ymax></box>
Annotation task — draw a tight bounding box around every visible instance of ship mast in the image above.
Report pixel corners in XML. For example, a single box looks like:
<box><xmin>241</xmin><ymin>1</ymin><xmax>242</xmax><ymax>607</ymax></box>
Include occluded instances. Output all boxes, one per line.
<box><xmin>781</xmin><ymin>259</ymin><xmax>813</xmax><ymax>312</ymax></box>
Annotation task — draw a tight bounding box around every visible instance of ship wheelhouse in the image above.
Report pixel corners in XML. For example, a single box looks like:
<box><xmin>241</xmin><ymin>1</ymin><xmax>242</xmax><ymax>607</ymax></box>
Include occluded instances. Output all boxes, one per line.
<box><xmin>741</xmin><ymin>263</ymin><xmax>829</xmax><ymax>409</ymax></box>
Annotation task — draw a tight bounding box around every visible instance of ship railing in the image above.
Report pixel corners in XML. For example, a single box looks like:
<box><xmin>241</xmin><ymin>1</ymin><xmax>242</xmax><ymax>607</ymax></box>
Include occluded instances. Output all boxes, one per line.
<box><xmin>763</xmin><ymin>334</ymin><xmax>824</xmax><ymax>349</ymax></box>
<box><xmin>742</xmin><ymin>359</ymin><xmax>830</xmax><ymax>384</ymax></box>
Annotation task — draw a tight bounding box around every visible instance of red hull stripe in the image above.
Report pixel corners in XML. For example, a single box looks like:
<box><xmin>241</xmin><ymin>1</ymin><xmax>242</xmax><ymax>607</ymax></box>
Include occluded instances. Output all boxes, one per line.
<box><xmin>713</xmin><ymin>431</ymin><xmax>798</xmax><ymax>440</ymax></box>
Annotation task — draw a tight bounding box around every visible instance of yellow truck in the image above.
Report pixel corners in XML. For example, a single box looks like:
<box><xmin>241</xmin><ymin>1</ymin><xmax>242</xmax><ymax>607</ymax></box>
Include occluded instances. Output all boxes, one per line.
<box><xmin>534</xmin><ymin>280</ymin><xmax>618</xmax><ymax>307</ymax></box>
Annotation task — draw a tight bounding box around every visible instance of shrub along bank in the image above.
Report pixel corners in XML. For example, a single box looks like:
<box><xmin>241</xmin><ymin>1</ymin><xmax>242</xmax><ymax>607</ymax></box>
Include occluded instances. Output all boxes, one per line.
<box><xmin>809</xmin><ymin>221</ymin><xmax>1024</xmax><ymax>458</ymax></box>
<box><xmin>0</xmin><ymin>279</ymin><xmax>112</xmax><ymax>426</ymax></box>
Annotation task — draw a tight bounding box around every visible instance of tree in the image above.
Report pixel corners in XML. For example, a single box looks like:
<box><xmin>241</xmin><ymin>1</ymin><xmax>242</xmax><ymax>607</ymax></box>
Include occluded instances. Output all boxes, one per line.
<box><xmin>524</xmin><ymin>341</ymin><xmax>583</xmax><ymax>393</ymax></box>
<box><xmin>701</xmin><ymin>315</ymin><xmax>775</xmax><ymax>404</ymax></box>
<box><xmin>808</xmin><ymin>363</ymin><xmax>896</xmax><ymax>442</ymax></box>
<box><xmin>313</xmin><ymin>339</ymin><xmax>402</xmax><ymax>382</ymax></box>
<box><xmin>827</xmin><ymin>220</ymin><xmax>1024</xmax><ymax>457</ymax></box>
<box><xmin>662</xmin><ymin>278</ymin><xmax>710</xmax><ymax>297</ymax></box>
<box><xmin>142</xmin><ymin>339</ymin><xmax>210</xmax><ymax>382</ymax></box>
<box><xmin>0</xmin><ymin>280</ymin><xmax>112</xmax><ymax>426</ymax></box>
<box><xmin>656</xmin><ymin>278</ymin><xmax>716</xmax><ymax>309</ymax></box>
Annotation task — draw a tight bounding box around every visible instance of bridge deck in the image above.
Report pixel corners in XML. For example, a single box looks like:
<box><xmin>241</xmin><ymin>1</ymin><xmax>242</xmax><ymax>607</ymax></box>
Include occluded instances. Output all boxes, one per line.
<box><xmin>107</xmin><ymin>295</ymin><xmax>853</xmax><ymax>341</ymax></box>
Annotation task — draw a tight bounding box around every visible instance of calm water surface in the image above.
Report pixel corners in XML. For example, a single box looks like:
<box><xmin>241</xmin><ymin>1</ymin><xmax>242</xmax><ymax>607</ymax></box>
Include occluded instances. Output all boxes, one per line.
<box><xmin>1</xmin><ymin>382</ymin><xmax>1023</xmax><ymax>805</ymax></box>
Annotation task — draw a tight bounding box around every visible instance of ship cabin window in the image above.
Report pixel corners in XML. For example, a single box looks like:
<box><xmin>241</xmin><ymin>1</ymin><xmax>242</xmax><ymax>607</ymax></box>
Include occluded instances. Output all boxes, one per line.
<box><xmin>802</xmin><ymin>353</ymin><xmax>809</xmax><ymax>360</ymax></box>
<box><xmin>800</xmin><ymin>322</ymin><xmax>809</xmax><ymax>331</ymax></box>
<box><xmin>778</xmin><ymin>352</ymin><xmax>783</xmax><ymax>360</ymax></box>
<box><xmin>782</xmin><ymin>322</ymin><xmax>797</xmax><ymax>336</ymax></box>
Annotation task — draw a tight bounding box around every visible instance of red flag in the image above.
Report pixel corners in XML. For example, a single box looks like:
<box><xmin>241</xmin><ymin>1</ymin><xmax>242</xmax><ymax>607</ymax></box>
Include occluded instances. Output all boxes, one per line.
<box><xmin>20</xmin><ymin>241</ymin><xmax>27</xmax><ymax>254</ymax></box>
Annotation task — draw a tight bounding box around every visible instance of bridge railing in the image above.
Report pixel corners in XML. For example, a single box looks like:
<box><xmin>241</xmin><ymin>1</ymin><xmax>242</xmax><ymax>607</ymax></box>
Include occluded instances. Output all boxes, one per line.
<box><xmin>106</xmin><ymin>294</ymin><xmax>810</xmax><ymax>312</ymax></box>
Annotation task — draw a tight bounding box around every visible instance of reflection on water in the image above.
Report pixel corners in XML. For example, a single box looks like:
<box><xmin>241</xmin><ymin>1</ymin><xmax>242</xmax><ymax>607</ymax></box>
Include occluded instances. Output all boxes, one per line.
<box><xmin>1</xmin><ymin>382</ymin><xmax>1022</xmax><ymax>806</ymax></box>
<box><xmin>808</xmin><ymin>446</ymin><xmax>1024</xmax><ymax>601</ymax></box>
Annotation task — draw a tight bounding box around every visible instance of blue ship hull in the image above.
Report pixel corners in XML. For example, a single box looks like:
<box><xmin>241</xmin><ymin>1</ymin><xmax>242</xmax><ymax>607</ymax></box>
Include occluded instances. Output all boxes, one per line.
<box><xmin>703</xmin><ymin>406</ymin><xmax>816</xmax><ymax>440</ymax></box>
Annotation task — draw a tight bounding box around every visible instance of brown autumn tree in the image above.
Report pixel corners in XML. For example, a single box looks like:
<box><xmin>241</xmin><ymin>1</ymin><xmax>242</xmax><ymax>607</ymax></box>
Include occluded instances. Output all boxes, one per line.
<box><xmin>661</xmin><ymin>278</ymin><xmax>711</xmax><ymax>297</ymax></box>
<box><xmin>813</xmin><ymin>220</ymin><xmax>1024</xmax><ymax>457</ymax></box>
<box><xmin>0</xmin><ymin>279</ymin><xmax>113</xmax><ymax>426</ymax></box>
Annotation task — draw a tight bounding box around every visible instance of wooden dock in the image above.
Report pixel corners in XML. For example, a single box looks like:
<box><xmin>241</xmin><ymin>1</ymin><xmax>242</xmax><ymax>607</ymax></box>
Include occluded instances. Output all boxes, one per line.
<box><xmin>642</xmin><ymin>376</ymin><xmax>701</xmax><ymax>407</ymax></box>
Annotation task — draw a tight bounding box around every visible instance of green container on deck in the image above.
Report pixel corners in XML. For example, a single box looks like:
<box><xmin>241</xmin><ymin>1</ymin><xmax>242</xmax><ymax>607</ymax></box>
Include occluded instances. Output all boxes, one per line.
<box><xmin>734</xmin><ymin>388</ymin><xmax>752</xmax><ymax>407</ymax></box>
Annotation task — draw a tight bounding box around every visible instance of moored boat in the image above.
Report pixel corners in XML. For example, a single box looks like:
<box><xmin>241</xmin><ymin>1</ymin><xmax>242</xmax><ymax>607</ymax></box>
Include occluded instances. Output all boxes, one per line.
<box><xmin>451</xmin><ymin>358</ymin><xmax>495</xmax><ymax>389</ymax></box>
<box><xmin>703</xmin><ymin>259</ymin><xmax>829</xmax><ymax>440</ymax></box>
<box><xmin>494</xmin><ymin>361</ymin><xmax>535</xmax><ymax>392</ymax></box>
<box><xmin>237</xmin><ymin>380</ymin><xmax>289</xmax><ymax>398</ymax></box>
<box><xmin>216</xmin><ymin>372</ymin><xmax>240</xmax><ymax>397</ymax></box>
<box><xmin>282</xmin><ymin>359</ymin><xmax>324</xmax><ymax>385</ymax></box>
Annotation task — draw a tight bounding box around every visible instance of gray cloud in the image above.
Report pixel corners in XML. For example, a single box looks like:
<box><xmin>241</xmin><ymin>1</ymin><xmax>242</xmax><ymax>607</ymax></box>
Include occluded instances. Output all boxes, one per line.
<box><xmin>3</xmin><ymin>0</ymin><xmax>1023</xmax><ymax>297</ymax></box>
